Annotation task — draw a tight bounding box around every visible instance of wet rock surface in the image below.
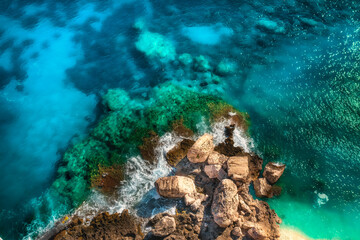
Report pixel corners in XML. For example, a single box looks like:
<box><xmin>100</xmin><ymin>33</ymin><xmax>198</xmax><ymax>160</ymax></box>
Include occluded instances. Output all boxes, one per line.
<box><xmin>51</xmin><ymin>128</ymin><xmax>286</xmax><ymax>240</ymax></box>
<box><xmin>155</xmin><ymin>176</ymin><xmax>196</xmax><ymax>198</ymax></box>
<box><xmin>52</xmin><ymin>210</ymin><xmax>143</xmax><ymax>240</ymax></box>
<box><xmin>187</xmin><ymin>133</ymin><xmax>215</xmax><ymax>163</ymax></box>
<box><xmin>148</xmin><ymin>130</ymin><xmax>285</xmax><ymax>240</ymax></box>
<box><xmin>263</xmin><ymin>162</ymin><xmax>286</xmax><ymax>184</ymax></box>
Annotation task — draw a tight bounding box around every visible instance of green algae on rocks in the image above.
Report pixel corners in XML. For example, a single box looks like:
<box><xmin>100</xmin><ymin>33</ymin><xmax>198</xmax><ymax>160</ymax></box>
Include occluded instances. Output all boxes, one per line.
<box><xmin>51</xmin><ymin>83</ymin><xmax>249</xmax><ymax>210</ymax></box>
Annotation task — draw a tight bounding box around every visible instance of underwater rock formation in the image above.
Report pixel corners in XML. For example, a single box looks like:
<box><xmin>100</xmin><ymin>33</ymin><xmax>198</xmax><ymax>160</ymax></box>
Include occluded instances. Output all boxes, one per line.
<box><xmin>52</xmin><ymin>210</ymin><xmax>143</xmax><ymax>240</ymax></box>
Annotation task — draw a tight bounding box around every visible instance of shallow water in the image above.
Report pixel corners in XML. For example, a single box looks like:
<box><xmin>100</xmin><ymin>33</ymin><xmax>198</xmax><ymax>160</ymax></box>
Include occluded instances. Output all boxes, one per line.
<box><xmin>0</xmin><ymin>0</ymin><xmax>359</xmax><ymax>239</ymax></box>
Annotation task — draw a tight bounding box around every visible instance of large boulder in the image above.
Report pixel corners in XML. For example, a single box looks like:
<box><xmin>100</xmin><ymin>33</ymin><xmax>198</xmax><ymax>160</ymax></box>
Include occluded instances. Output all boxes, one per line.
<box><xmin>211</xmin><ymin>179</ymin><xmax>239</xmax><ymax>228</ymax></box>
<box><xmin>207</xmin><ymin>151</ymin><xmax>228</xmax><ymax>165</ymax></box>
<box><xmin>187</xmin><ymin>134</ymin><xmax>215</xmax><ymax>163</ymax></box>
<box><xmin>253</xmin><ymin>178</ymin><xmax>273</xmax><ymax>198</ymax></box>
<box><xmin>155</xmin><ymin>176</ymin><xmax>196</xmax><ymax>198</ymax></box>
<box><xmin>248</xmin><ymin>225</ymin><xmax>268</xmax><ymax>240</ymax></box>
<box><xmin>263</xmin><ymin>162</ymin><xmax>285</xmax><ymax>184</ymax></box>
<box><xmin>227</xmin><ymin>156</ymin><xmax>249</xmax><ymax>182</ymax></box>
<box><xmin>204</xmin><ymin>164</ymin><xmax>222</xmax><ymax>179</ymax></box>
<box><xmin>152</xmin><ymin>216</ymin><xmax>176</xmax><ymax>237</ymax></box>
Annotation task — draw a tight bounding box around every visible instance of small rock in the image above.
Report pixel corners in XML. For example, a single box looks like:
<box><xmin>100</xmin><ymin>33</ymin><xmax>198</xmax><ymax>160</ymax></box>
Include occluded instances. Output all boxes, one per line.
<box><xmin>242</xmin><ymin>220</ymin><xmax>255</xmax><ymax>230</ymax></box>
<box><xmin>155</xmin><ymin>176</ymin><xmax>196</xmax><ymax>198</ymax></box>
<box><xmin>232</xmin><ymin>227</ymin><xmax>243</xmax><ymax>237</ymax></box>
<box><xmin>164</xmin><ymin>234</ymin><xmax>186</xmax><ymax>240</ymax></box>
<box><xmin>211</xmin><ymin>179</ymin><xmax>239</xmax><ymax>228</ymax></box>
<box><xmin>190</xmin><ymin>199</ymin><xmax>202</xmax><ymax>211</ymax></box>
<box><xmin>204</xmin><ymin>164</ymin><xmax>222</xmax><ymax>179</ymax></box>
<box><xmin>207</xmin><ymin>151</ymin><xmax>228</xmax><ymax>165</ymax></box>
<box><xmin>217</xmin><ymin>168</ymin><xmax>228</xmax><ymax>181</ymax></box>
<box><xmin>152</xmin><ymin>216</ymin><xmax>176</xmax><ymax>237</ymax></box>
<box><xmin>272</xmin><ymin>185</ymin><xmax>282</xmax><ymax>196</ymax></box>
<box><xmin>184</xmin><ymin>192</ymin><xmax>206</xmax><ymax>206</ymax></box>
<box><xmin>187</xmin><ymin>133</ymin><xmax>215</xmax><ymax>163</ymax></box>
<box><xmin>253</xmin><ymin>178</ymin><xmax>273</xmax><ymax>198</ymax></box>
<box><xmin>248</xmin><ymin>226</ymin><xmax>268</xmax><ymax>240</ymax></box>
<box><xmin>227</xmin><ymin>156</ymin><xmax>249</xmax><ymax>182</ymax></box>
<box><xmin>263</xmin><ymin>162</ymin><xmax>285</xmax><ymax>184</ymax></box>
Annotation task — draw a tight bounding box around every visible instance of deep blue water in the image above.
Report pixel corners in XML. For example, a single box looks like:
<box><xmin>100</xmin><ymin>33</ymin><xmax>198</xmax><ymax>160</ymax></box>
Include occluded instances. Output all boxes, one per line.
<box><xmin>0</xmin><ymin>0</ymin><xmax>359</xmax><ymax>239</ymax></box>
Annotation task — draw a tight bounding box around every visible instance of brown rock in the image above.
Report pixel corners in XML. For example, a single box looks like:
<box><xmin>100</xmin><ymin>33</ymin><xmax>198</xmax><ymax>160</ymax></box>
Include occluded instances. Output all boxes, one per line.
<box><xmin>53</xmin><ymin>210</ymin><xmax>143</xmax><ymax>240</ymax></box>
<box><xmin>91</xmin><ymin>165</ymin><xmax>124</xmax><ymax>194</ymax></box>
<box><xmin>227</xmin><ymin>156</ymin><xmax>249</xmax><ymax>182</ymax></box>
<box><xmin>272</xmin><ymin>185</ymin><xmax>282</xmax><ymax>196</ymax></box>
<box><xmin>166</xmin><ymin>139</ymin><xmax>195</xmax><ymax>167</ymax></box>
<box><xmin>204</xmin><ymin>164</ymin><xmax>222</xmax><ymax>179</ymax></box>
<box><xmin>232</xmin><ymin>227</ymin><xmax>243</xmax><ymax>237</ymax></box>
<box><xmin>207</xmin><ymin>151</ymin><xmax>228</xmax><ymax>165</ymax></box>
<box><xmin>187</xmin><ymin>133</ymin><xmax>215</xmax><ymax>163</ymax></box>
<box><xmin>138</xmin><ymin>131</ymin><xmax>159</xmax><ymax>164</ymax></box>
<box><xmin>211</xmin><ymin>179</ymin><xmax>239</xmax><ymax>228</ymax></box>
<box><xmin>248</xmin><ymin>225</ymin><xmax>268</xmax><ymax>240</ymax></box>
<box><xmin>248</xmin><ymin>154</ymin><xmax>263</xmax><ymax>181</ymax></box>
<box><xmin>171</xmin><ymin>118</ymin><xmax>194</xmax><ymax>138</ymax></box>
<box><xmin>254</xmin><ymin>178</ymin><xmax>274</xmax><ymax>198</ymax></box>
<box><xmin>152</xmin><ymin>216</ymin><xmax>176</xmax><ymax>237</ymax></box>
<box><xmin>263</xmin><ymin>162</ymin><xmax>285</xmax><ymax>184</ymax></box>
<box><xmin>155</xmin><ymin>176</ymin><xmax>196</xmax><ymax>198</ymax></box>
<box><xmin>184</xmin><ymin>192</ymin><xmax>207</xmax><ymax>206</ymax></box>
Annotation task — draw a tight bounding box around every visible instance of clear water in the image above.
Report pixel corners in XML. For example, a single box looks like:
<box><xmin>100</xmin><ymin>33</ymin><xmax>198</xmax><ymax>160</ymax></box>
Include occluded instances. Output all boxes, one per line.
<box><xmin>0</xmin><ymin>0</ymin><xmax>359</xmax><ymax>239</ymax></box>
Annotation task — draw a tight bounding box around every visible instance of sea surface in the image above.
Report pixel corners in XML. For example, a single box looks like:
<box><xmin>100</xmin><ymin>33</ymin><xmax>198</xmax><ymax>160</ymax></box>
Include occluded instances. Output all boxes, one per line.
<box><xmin>0</xmin><ymin>0</ymin><xmax>359</xmax><ymax>239</ymax></box>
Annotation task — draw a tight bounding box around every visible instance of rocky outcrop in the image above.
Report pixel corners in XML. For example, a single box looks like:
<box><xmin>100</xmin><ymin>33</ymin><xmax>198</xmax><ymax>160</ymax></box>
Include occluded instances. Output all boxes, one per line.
<box><xmin>155</xmin><ymin>176</ymin><xmax>196</xmax><ymax>198</ymax></box>
<box><xmin>227</xmin><ymin>156</ymin><xmax>249</xmax><ymax>182</ymax></box>
<box><xmin>150</xmin><ymin>132</ymin><xmax>285</xmax><ymax>240</ymax></box>
<box><xmin>52</xmin><ymin>210</ymin><xmax>143</xmax><ymax>240</ymax></box>
<box><xmin>187</xmin><ymin>133</ymin><xmax>214</xmax><ymax>163</ymax></box>
<box><xmin>211</xmin><ymin>179</ymin><xmax>239</xmax><ymax>227</ymax></box>
<box><xmin>204</xmin><ymin>164</ymin><xmax>222</xmax><ymax>179</ymax></box>
<box><xmin>51</xmin><ymin>130</ymin><xmax>285</xmax><ymax>240</ymax></box>
<box><xmin>254</xmin><ymin>178</ymin><xmax>274</xmax><ymax>198</ymax></box>
<box><xmin>207</xmin><ymin>151</ymin><xmax>228</xmax><ymax>165</ymax></box>
<box><xmin>263</xmin><ymin>162</ymin><xmax>286</xmax><ymax>184</ymax></box>
<box><xmin>152</xmin><ymin>216</ymin><xmax>176</xmax><ymax>237</ymax></box>
<box><xmin>166</xmin><ymin>139</ymin><xmax>195</xmax><ymax>166</ymax></box>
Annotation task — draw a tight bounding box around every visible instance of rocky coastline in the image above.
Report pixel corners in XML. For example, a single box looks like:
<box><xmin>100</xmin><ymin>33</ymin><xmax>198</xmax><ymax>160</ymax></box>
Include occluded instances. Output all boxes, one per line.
<box><xmin>49</xmin><ymin>123</ymin><xmax>288</xmax><ymax>240</ymax></box>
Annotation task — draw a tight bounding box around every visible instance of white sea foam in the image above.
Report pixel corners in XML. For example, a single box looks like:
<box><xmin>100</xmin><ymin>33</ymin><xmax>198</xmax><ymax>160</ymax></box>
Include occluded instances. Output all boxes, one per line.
<box><xmin>73</xmin><ymin>132</ymin><xmax>181</xmax><ymax>220</ymax></box>
<box><xmin>208</xmin><ymin>118</ymin><xmax>255</xmax><ymax>153</ymax></box>
<box><xmin>314</xmin><ymin>191</ymin><xmax>329</xmax><ymax>208</ymax></box>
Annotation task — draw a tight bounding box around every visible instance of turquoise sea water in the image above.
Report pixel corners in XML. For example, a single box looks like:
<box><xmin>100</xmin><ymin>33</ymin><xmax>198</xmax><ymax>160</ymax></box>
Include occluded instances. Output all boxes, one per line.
<box><xmin>0</xmin><ymin>1</ymin><xmax>359</xmax><ymax>239</ymax></box>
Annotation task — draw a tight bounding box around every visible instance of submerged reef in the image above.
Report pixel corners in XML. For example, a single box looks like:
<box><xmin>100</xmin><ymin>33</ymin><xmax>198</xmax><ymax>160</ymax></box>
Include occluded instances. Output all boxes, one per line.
<box><xmin>49</xmin><ymin>83</ymin><xmax>249</xmax><ymax>213</ymax></box>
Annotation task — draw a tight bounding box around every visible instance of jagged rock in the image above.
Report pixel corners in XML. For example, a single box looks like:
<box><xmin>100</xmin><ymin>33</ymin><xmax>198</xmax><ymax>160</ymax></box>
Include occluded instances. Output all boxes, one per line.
<box><xmin>187</xmin><ymin>133</ymin><xmax>215</xmax><ymax>163</ymax></box>
<box><xmin>248</xmin><ymin>154</ymin><xmax>263</xmax><ymax>181</ymax></box>
<box><xmin>184</xmin><ymin>192</ymin><xmax>207</xmax><ymax>206</ymax></box>
<box><xmin>152</xmin><ymin>216</ymin><xmax>176</xmax><ymax>237</ymax></box>
<box><xmin>232</xmin><ymin>227</ymin><xmax>243</xmax><ymax>237</ymax></box>
<box><xmin>204</xmin><ymin>164</ymin><xmax>222</xmax><ymax>179</ymax></box>
<box><xmin>263</xmin><ymin>162</ymin><xmax>286</xmax><ymax>184</ymax></box>
<box><xmin>254</xmin><ymin>178</ymin><xmax>274</xmax><ymax>198</ymax></box>
<box><xmin>248</xmin><ymin>225</ymin><xmax>268</xmax><ymax>240</ymax></box>
<box><xmin>272</xmin><ymin>185</ymin><xmax>282</xmax><ymax>196</ymax></box>
<box><xmin>211</xmin><ymin>179</ymin><xmax>239</xmax><ymax>228</ymax></box>
<box><xmin>175</xmin><ymin>158</ymin><xmax>202</xmax><ymax>176</ymax></box>
<box><xmin>164</xmin><ymin>234</ymin><xmax>186</xmax><ymax>240</ymax></box>
<box><xmin>166</xmin><ymin>139</ymin><xmax>195</xmax><ymax>166</ymax></box>
<box><xmin>227</xmin><ymin>156</ymin><xmax>249</xmax><ymax>182</ymax></box>
<box><xmin>155</xmin><ymin>176</ymin><xmax>196</xmax><ymax>198</ymax></box>
<box><xmin>53</xmin><ymin>210</ymin><xmax>143</xmax><ymax>240</ymax></box>
<box><xmin>207</xmin><ymin>151</ymin><xmax>228</xmax><ymax>165</ymax></box>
